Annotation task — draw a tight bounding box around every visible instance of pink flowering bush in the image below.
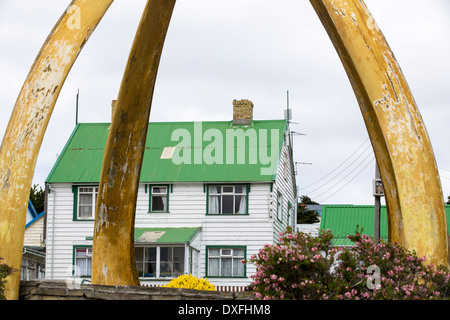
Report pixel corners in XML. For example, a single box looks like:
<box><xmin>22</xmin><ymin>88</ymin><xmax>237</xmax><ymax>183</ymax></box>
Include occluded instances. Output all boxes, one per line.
<box><xmin>246</xmin><ymin>226</ymin><xmax>449</xmax><ymax>300</ymax></box>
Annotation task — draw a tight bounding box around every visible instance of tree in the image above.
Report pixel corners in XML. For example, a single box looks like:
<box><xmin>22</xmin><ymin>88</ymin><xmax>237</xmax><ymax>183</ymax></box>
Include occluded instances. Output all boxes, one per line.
<box><xmin>29</xmin><ymin>184</ymin><xmax>45</xmax><ymax>214</ymax></box>
<box><xmin>297</xmin><ymin>195</ymin><xmax>320</xmax><ymax>224</ymax></box>
<box><xmin>446</xmin><ymin>196</ymin><xmax>450</xmax><ymax>205</ymax></box>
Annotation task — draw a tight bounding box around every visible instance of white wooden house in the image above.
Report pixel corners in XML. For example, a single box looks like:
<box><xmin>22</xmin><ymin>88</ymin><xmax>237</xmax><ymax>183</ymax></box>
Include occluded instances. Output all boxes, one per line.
<box><xmin>44</xmin><ymin>100</ymin><xmax>297</xmax><ymax>289</ymax></box>
<box><xmin>22</xmin><ymin>201</ymin><xmax>46</xmax><ymax>280</ymax></box>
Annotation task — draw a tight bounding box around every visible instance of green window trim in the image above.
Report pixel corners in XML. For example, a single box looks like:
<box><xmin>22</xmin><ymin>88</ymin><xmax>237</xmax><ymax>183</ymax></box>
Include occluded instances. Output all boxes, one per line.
<box><xmin>148</xmin><ymin>184</ymin><xmax>170</xmax><ymax>213</ymax></box>
<box><xmin>205</xmin><ymin>245</ymin><xmax>247</xmax><ymax>278</ymax></box>
<box><xmin>206</xmin><ymin>183</ymin><xmax>250</xmax><ymax>215</ymax></box>
<box><xmin>72</xmin><ymin>185</ymin><xmax>98</xmax><ymax>221</ymax></box>
<box><xmin>72</xmin><ymin>245</ymin><xmax>92</xmax><ymax>278</ymax></box>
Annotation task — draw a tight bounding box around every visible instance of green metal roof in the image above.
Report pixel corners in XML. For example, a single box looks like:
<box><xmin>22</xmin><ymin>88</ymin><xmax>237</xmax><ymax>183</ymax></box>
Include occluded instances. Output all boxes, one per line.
<box><xmin>46</xmin><ymin>120</ymin><xmax>287</xmax><ymax>183</ymax></box>
<box><xmin>134</xmin><ymin>227</ymin><xmax>201</xmax><ymax>244</ymax></box>
<box><xmin>320</xmin><ymin>205</ymin><xmax>450</xmax><ymax>246</ymax></box>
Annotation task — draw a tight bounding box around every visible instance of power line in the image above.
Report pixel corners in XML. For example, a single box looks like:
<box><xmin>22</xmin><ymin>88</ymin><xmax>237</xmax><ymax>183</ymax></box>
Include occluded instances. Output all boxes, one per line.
<box><xmin>299</xmin><ymin>138</ymin><xmax>370</xmax><ymax>191</ymax></box>
<box><xmin>302</xmin><ymin>143</ymin><xmax>373</xmax><ymax>195</ymax></box>
<box><xmin>317</xmin><ymin>156</ymin><xmax>376</xmax><ymax>203</ymax></box>
<box><xmin>310</xmin><ymin>151</ymin><xmax>374</xmax><ymax>200</ymax></box>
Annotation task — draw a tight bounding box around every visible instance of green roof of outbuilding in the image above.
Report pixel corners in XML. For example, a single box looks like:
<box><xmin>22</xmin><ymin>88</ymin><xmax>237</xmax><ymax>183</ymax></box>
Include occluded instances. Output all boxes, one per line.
<box><xmin>46</xmin><ymin>120</ymin><xmax>287</xmax><ymax>183</ymax></box>
<box><xmin>320</xmin><ymin>205</ymin><xmax>450</xmax><ymax>246</ymax></box>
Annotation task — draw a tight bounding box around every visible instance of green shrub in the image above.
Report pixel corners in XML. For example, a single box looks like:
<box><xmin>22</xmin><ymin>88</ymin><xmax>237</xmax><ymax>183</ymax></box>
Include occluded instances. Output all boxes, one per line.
<box><xmin>0</xmin><ymin>257</ymin><xmax>15</xmax><ymax>300</ymax></box>
<box><xmin>246</xmin><ymin>226</ymin><xmax>450</xmax><ymax>300</ymax></box>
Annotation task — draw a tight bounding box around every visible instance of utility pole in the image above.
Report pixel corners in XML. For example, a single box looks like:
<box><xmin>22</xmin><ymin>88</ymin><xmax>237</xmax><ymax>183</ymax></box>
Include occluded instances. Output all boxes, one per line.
<box><xmin>374</xmin><ymin>164</ymin><xmax>382</xmax><ymax>244</ymax></box>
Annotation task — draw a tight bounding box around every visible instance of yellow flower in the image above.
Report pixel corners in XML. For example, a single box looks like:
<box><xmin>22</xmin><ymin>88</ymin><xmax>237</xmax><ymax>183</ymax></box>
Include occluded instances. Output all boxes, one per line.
<box><xmin>163</xmin><ymin>274</ymin><xmax>216</xmax><ymax>291</ymax></box>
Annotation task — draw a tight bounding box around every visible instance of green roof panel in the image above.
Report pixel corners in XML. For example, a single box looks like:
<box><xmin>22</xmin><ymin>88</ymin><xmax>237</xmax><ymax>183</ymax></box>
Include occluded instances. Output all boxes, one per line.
<box><xmin>134</xmin><ymin>227</ymin><xmax>201</xmax><ymax>244</ymax></box>
<box><xmin>320</xmin><ymin>205</ymin><xmax>389</xmax><ymax>246</ymax></box>
<box><xmin>46</xmin><ymin>120</ymin><xmax>287</xmax><ymax>183</ymax></box>
<box><xmin>320</xmin><ymin>205</ymin><xmax>450</xmax><ymax>246</ymax></box>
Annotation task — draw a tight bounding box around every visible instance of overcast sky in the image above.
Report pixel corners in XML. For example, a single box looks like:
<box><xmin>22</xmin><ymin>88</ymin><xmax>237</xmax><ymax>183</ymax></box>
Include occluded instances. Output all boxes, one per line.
<box><xmin>1</xmin><ymin>0</ymin><xmax>449</xmax><ymax>205</ymax></box>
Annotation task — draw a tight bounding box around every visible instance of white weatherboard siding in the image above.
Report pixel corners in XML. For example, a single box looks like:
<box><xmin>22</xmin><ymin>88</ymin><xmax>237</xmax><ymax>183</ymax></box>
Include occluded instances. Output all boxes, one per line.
<box><xmin>45</xmin><ymin>181</ymin><xmax>284</xmax><ymax>288</ymax></box>
<box><xmin>24</xmin><ymin>217</ymin><xmax>45</xmax><ymax>247</ymax></box>
<box><xmin>46</xmin><ymin>183</ymin><xmax>93</xmax><ymax>279</ymax></box>
<box><xmin>271</xmin><ymin>138</ymin><xmax>297</xmax><ymax>244</ymax></box>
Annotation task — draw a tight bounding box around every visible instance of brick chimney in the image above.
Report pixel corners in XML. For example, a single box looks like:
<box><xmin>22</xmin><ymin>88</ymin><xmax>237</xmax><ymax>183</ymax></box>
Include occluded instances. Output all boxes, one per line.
<box><xmin>233</xmin><ymin>99</ymin><xmax>253</xmax><ymax>125</ymax></box>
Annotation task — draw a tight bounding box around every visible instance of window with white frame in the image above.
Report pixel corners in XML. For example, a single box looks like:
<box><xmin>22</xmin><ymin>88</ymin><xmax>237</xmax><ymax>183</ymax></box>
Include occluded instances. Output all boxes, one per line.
<box><xmin>78</xmin><ymin>187</ymin><xmax>98</xmax><ymax>219</ymax></box>
<box><xmin>207</xmin><ymin>247</ymin><xmax>245</xmax><ymax>277</ymax></box>
<box><xmin>150</xmin><ymin>186</ymin><xmax>168</xmax><ymax>212</ymax></box>
<box><xmin>135</xmin><ymin>246</ymin><xmax>184</xmax><ymax>278</ymax></box>
<box><xmin>208</xmin><ymin>185</ymin><xmax>247</xmax><ymax>214</ymax></box>
<box><xmin>74</xmin><ymin>247</ymin><xmax>92</xmax><ymax>277</ymax></box>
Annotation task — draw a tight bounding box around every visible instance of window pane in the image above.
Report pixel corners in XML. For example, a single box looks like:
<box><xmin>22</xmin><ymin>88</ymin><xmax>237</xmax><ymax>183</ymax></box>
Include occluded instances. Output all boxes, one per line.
<box><xmin>160</xmin><ymin>247</ymin><xmax>172</xmax><ymax>277</ymax></box>
<box><xmin>209</xmin><ymin>258</ymin><xmax>219</xmax><ymax>276</ymax></box>
<box><xmin>75</xmin><ymin>248</ymin><xmax>87</xmax><ymax>256</ymax></box>
<box><xmin>79</xmin><ymin>205</ymin><xmax>92</xmax><ymax>218</ymax></box>
<box><xmin>209</xmin><ymin>248</ymin><xmax>220</xmax><ymax>257</ymax></box>
<box><xmin>143</xmin><ymin>262</ymin><xmax>155</xmax><ymax>277</ymax></box>
<box><xmin>233</xmin><ymin>249</ymin><xmax>244</xmax><ymax>257</ymax></box>
<box><xmin>233</xmin><ymin>259</ymin><xmax>244</xmax><ymax>277</ymax></box>
<box><xmin>135</xmin><ymin>247</ymin><xmax>156</xmax><ymax>278</ymax></box>
<box><xmin>79</xmin><ymin>193</ymin><xmax>92</xmax><ymax>205</ymax></box>
<box><xmin>152</xmin><ymin>195</ymin><xmax>166</xmax><ymax>211</ymax></box>
<box><xmin>76</xmin><ymin>257</ymin><xmax>91</xmax><ymax>276</ymax></box>
<box><xmin>223</xmin><ymin>186</ymin><xmax>233</xmax><ymax>193</ymax></box>
<box><xmin>209</xmin><ymin>185</ymin><xmax>221</xmax><ymax>194</ymax></box>
<box><xmin>146</xmin><ymin>247</ymin><xmax>157</xmax><ymax>262</ymax></box>
<box><xmin>234</xmin><ymin>195</ymin><xmax>246</xmax><ymax>214</ymax></box>
<box><xmin>221</xmin><ymin>249</ymin><xmax>232</xmax><ymax>256</ymax></box>
<box><xmin>209</xmin><ymin>195</ymin><xmax>221</xmax><ymax>214</ymax></box>
<box><xmin>222</xmin><ymin>195</ymin><xmax>233</xmax><ymax>213</ymax></box>
<box><xmin>135</xmin><ymin>247</ymin><xmax>144</xmax><ymax>261</ymax></box>
<box><xmin>221</xmin><ymin>258</ymin><xmax>232</xmax><ymax>277</ymax></box>
<box><xmin>152</xmin><ymin>187</ymin><xmax>166</xmax><ymax>194</ymax></box>
<box><xmin>173</xmin><ymin>247</ymin><xmax>185</xmax><ymax>277</ymax></box>
<box><xmin>235</xmin><ymin>185</ymin><xmax>244</xmax><ymax>194</ymax></box>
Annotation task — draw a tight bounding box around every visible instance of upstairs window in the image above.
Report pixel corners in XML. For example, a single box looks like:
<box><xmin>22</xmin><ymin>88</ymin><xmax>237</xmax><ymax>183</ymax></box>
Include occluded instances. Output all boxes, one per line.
<box><xmin>208</xmin><ymin>185</ymin><xmax>247</xmax><ymax>214</ymax></box>
<box><xmin>150</xmin><ymin>185</ymin><xmax>169</xmax><ymax>213</ymax></box>
<box><xmin>75</xmin><ymin>186</ymin><xmax>98</xmax><ymax>220</ymax></box>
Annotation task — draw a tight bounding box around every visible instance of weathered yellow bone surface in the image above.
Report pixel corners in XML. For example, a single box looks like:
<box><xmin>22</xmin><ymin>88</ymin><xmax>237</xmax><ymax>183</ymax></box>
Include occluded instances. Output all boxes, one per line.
<box><xmin>0</xmin><ymin>0</ymin><xmax>113</xmax><ymax>300</ymax></box>
<box><xmin>91</xmin><ymin>0</ymin><xmax>176</xmax><ymax>286</ymax></box>
<box><xmin>310</xmin><ymin>0</ymin><xmax>449</xmax><ymax>266</ymax></box>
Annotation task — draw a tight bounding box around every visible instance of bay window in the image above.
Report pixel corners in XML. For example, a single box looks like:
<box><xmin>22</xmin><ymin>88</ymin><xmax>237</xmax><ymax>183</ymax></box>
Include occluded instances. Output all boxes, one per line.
<box><xmin>135</xmin><ymin>245</ymin><xmax>185</xmax><ymax>278</ymax></box>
